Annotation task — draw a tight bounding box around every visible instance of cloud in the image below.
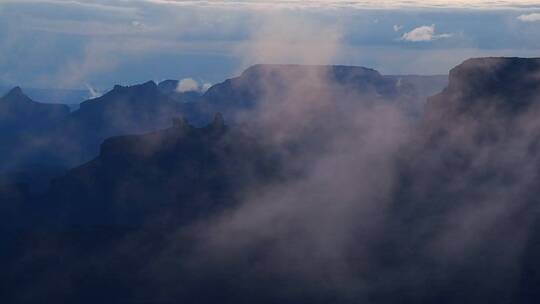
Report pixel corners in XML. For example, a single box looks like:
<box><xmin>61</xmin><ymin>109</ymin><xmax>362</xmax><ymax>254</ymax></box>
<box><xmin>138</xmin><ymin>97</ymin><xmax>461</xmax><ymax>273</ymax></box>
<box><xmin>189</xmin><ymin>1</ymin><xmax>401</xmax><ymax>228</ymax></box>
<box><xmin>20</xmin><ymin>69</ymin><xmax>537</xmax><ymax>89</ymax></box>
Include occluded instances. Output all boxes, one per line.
<box><xmin>142</xmin><ymin>0</ymin><xmax>540</xmax><ymax>9</ymax></box>
<box><xmin>176</xmin><ymin>78</ymin><xmax>200</xmax><ymax>92</ymax></box>
<box><xmin>201</xmin><ymin>82</ymin><xmax>212</xmax><ymax>92</ymax></box>
<box><xmin>401</xmin><ymin>24</ymin><xmax>452</xmax><ymax>42</ymax></box>
<box><xmin>518</xmin><ymin>13</ymin><xmax>540</xmax><ymax>22</ymax></box>
<box><xmin>236</xmin><ymin>12</ymin><xmax>342</xmax><ymax>67</ymax></box>
<box><xmin>393</xmin><ymin>24</ymin><xmax>403</xmax><ymax>32</ymax></box>
<box><xmin>176</xmin><ymin>78</ymin><xmax>212</xmax><ymax>93</ymax></box>
<box><xmin>85</xmin><ymin>83</ymin><xmax>102</xmax><ymax>98</ymax></box>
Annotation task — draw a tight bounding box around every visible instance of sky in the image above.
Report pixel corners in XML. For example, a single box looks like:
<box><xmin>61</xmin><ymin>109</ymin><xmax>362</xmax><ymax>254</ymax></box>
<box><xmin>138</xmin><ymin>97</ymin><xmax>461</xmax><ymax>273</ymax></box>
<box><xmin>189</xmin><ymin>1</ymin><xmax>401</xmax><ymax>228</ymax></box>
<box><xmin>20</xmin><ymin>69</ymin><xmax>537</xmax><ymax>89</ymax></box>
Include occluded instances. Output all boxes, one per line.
<box><xmin>1</xmin><ymin>0</ymin><xmax>540</xmax><ymax>90</ymax></box>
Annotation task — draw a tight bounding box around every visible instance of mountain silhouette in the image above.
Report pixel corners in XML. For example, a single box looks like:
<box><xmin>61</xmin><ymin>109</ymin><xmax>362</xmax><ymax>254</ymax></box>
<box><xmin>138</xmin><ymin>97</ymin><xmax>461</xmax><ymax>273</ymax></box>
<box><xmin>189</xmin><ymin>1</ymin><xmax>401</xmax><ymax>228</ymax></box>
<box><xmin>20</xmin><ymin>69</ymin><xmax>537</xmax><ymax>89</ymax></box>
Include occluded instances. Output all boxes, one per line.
<box><xmin>389</xmin><ymin>57</ymin><xmax>540</xmax><ymax>303</ymax></box>
<box><xmin>4</xmin><ymin>58</ymin><xmax>540</xmax><ymax>303</ymax></box>
<box><xmin>0</xmin><ymin>87</ymin><xmax>70</xmax><ymax>172</ymax></box>
<box><xmin>43</xmin><ymin>113</ymin><xmax>278</xmax><ymax>227</ymax></box>
<box><xmin>0</xmin><ymin>65</ymin><xmax>446</xmax><ymax>181</ymax></box>
<box><xmin>0</xmin><ymin>86</ymin><xmax>69</xmax><ymax>130</ymax></box>
<box><xmin>201</xmin><ymin>64</ymin><xmax>445</xmax><ymax>118</ymax></box>
<box><xmin>0</xmin><ymin>85</ymin><xmax>90</xmax><ymax>105</ymax></box>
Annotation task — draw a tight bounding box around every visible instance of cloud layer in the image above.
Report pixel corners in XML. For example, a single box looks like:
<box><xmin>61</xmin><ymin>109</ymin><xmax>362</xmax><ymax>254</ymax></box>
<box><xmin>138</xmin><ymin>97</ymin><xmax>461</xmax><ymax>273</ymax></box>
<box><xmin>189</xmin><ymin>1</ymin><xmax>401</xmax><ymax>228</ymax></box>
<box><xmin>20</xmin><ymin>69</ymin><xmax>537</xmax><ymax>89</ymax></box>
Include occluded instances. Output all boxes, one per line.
<box><xmin>143</xmin><ymin>0</ymin><xmax>540</xmax><ymax>9</ymax></box>
<box><xmin>2</xmin><ymin>0</ymin><xmax>540</xmax><ymax>89</ymax></box>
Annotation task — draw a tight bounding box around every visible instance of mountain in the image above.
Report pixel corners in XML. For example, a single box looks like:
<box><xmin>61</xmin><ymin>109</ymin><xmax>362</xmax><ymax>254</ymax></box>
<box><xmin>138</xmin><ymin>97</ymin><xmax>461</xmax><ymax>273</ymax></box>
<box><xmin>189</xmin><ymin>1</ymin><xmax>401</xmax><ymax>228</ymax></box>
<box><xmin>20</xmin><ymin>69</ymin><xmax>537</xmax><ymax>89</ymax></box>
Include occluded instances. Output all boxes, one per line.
<box><xmin>0</xmin><ymin>87</ymin><xmax>70</xmax><ymax>171</ymax></box>
<box><xmin>0</xmin><ymin>87</ymin><xmax>70</xmax><ymax>129</ymax></box>
<box><xmin>44</xmin><ymin>113</ymin><xmax>279</xmax><ymax>227</ymax></box>
<box><xmin>70</xmin><ymin>81</ymin><xmax>179</xmax><ymax>135</ymax></box>
<box><xmin>1</xmin><ymin>115</ymin><xmax>284</xmax><ymax>303</ymax></box>
<box><xmin>426</xmin><ymin>57</ymin><xmax>540</xmax><ymax>118</ymax></box>
<box><xmin>4</xmin><ymin>57</ymin><xmax>540</xmax><ymax>303</ymax></box>
<box><xmin>57</xmin><ymin>81</ymin><xmax>211</xmax><ymax>165</ymax></box>
<box><xmin>157</xmin><ymin>79</ymin><xmax>203</xmax><ymax>103</ymax></box>
<box><xmin>0</xmin><ymin>85</ymin><xmax>90</xmax><ymax>105</ymax></box>
<box><xmin>0</xmin><ymin>65</ymin><xmax>445</xmax><ymax>177</ymax></box>
<box><xmin>0</xmin><ymin>80</ymin><xmax>207</xmax><ymax>177</ymax></box>
<box><xmin>389</xmin><ymin>57</ymin><xmax>540</xmax><ymax>303</ymax></box>
<box><xmin>204</xmin><ymin>65</ymin><xmax>416</xmax><ymax>111</ymax></box>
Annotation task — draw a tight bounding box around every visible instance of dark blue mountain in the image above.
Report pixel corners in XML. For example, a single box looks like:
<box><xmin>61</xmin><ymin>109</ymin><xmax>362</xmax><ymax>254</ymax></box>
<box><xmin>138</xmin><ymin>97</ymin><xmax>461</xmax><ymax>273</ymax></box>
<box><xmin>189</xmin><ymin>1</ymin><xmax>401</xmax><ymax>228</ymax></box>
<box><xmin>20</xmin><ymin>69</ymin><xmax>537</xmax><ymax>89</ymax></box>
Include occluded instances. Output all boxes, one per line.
<box><xmin>2</xmin><ymin>58</ymin><xmax>540</xmax><ymax>303</ymax></box>
<box><xmin>0</xmin><ymin>85</ymin><xmax>90</xmax><ymax>106</ymax></box>
<box><xmin>44</xmin><ymin>113</ymin><xmax>278</xmax><ymax>227</ymax></box>
<box><xmin>0</xmin><ymin>87</ymin><xmax>70</xmax><ymax>171</ymax></box>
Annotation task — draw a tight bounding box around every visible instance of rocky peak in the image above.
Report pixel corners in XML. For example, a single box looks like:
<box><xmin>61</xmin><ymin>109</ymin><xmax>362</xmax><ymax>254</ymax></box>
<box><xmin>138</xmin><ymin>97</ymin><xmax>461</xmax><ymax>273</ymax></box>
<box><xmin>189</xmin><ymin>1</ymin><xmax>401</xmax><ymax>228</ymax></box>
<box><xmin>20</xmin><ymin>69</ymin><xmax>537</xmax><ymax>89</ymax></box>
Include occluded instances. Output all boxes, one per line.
<box><xmin>1</xmin><ymin>86</ymin><xmax>31</xmax><ymax>103</ymax></box>
<box><xmin>6</xmin><ymin>86</ymin><xmax>24</xmax><ymax>97</ymax></box>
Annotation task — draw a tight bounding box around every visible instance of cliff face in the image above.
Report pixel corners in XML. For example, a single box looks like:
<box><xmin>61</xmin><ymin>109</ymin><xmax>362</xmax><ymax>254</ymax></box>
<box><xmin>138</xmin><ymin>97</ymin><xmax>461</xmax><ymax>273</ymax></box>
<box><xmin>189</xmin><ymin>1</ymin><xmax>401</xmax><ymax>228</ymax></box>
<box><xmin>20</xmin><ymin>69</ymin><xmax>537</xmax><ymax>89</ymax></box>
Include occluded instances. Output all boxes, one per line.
<box><xmin>410</xmin><ymin>57</ymin><xmax>540</xmax><ymax>202</ymax></box>
<box><xmin>426</xmin><ymin>57</ymin><xmax>540</xmax><ymax>119</ymax></box>
<box><xmin>45</xmin><ymin>114</ymin><xmax>279</xmax><ymax>226</ymax></box>
<box><xmin>392</xmin><ymin>58</ymin><xmax>540</xmax><ymax>303</ymax></box>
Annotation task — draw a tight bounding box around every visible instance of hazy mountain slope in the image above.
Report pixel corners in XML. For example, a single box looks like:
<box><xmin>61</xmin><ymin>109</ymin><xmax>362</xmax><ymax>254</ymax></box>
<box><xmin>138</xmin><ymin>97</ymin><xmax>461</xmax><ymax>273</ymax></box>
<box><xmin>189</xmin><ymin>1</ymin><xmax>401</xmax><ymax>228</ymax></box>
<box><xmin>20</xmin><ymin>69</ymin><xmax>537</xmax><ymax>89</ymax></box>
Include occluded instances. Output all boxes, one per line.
<box><xmin>0</xmin><ymin>87</ymin><xmax>70</xmax><ymax>171</ymax></box>
<box><xmin>44</xmin><ymin>114</ymin><xmax>279</xmax><ymax>227</ymax></box>
<box><xmin>4</xmin><ymin>58</ymin><xmax>540</xmax><ymax>303</ymax></box>
<box><xmin>1</xmin><ymin>81</ymin><xmax>193</xmax><ymax>174</ymax></box>
<box><xmin>0</xmin><ymin>64</ymin><xmax>444</xmax><ymax>182</ymax></box>
<box><xmin>203</xmin><ymin>65</ymin><xmax>415</xmax><ymax>113</ymax></box>
<box><xmin>386</xmin><ymin>57</ymin><xmax>540</xmax><ymax>303</ymax></box>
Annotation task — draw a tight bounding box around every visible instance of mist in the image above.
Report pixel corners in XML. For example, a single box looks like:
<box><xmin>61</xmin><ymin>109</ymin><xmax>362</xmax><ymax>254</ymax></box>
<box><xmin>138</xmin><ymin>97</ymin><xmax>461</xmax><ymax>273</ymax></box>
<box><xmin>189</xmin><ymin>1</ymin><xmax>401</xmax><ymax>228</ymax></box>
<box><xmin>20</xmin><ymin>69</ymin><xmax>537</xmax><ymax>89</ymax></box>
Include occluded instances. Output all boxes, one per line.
<box><xmin>2</xmin><ymin>2</ymin><xmax>540</xmax><ymax>304</ymax></box>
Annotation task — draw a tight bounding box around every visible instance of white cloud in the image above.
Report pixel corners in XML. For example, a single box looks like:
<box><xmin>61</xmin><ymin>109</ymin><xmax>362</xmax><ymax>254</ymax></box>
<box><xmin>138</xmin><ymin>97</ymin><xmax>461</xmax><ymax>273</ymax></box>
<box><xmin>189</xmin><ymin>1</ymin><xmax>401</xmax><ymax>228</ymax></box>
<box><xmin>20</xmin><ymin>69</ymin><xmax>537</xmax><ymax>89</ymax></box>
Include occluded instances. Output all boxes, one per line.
<box><xmin>85</xmin><ymin>83</ymin><xmax>101</xmax><ymax>98</ymax></box>
<box><xmin>175</xmin><ymin>78</ymin><xmax>212</xmax><ymax>93</ymax></box>
<box><xmin>401</xmin><ymin>24</ymin><xmax>452</xmax><ymax>42</ymax></box>
<box><xmin>518</xmin><ymin>13</ymin><xmax>540</xmax><ymax>22</ymax></box>
<box><xmin>393</xmin><ymin>25</ymin><xmax>403</xmax><ymax>32</ymax></box>
<box><xmin>201</xmin><ymin>83</ymin><xmax>213</xmax><ymax>92</ymax></box>
<box><xmin>176</xmin><ymin>78</ymin><xmax>200</xmax><ymax>93</ymax></box>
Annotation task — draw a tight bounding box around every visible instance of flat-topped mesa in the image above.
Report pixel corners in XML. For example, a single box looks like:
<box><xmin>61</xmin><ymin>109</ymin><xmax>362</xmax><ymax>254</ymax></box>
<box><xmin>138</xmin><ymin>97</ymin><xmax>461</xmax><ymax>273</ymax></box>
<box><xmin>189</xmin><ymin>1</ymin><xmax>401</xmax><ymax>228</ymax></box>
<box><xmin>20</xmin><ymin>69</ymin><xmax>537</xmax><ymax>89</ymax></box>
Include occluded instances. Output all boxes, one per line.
<box><xmin>203</xmin><ymin>64</ymin><xmax>410</xmax><ymax>111</ymax></box>
<box><xmin>238</xmin><ymin>64</ymin><xmax>385</xmax><ymax>90</ymax></box>
<box><xmin>241</xmin><ymin>64</ymin><xmax>380</xmax><ymax>78</ymax></box>
<box><xmin>429</xmin><ymin>57</ymin><xmax>540</xmax><ymax>114</ymax></box>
